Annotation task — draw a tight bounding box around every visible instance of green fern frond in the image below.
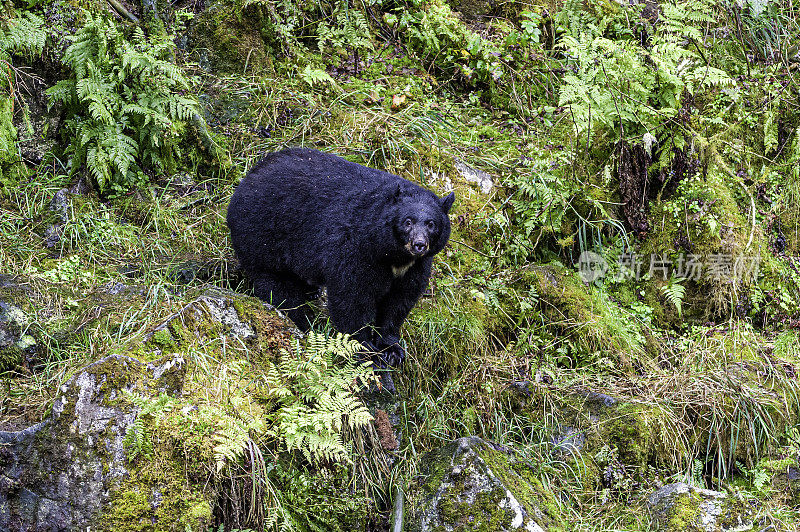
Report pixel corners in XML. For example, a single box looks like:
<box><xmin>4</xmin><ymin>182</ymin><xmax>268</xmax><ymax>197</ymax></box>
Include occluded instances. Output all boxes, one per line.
<box><xmin>45</xmin><ymin>11</ymin><xmax>201</xmax><ymax>194</ymax></box>
<box><xmin>123</xmin><ymin>392</ymin><xmax>178</xmax><ymax>461</ymax></box>
<box><xmin>0</xmin><ymin>12</ymin><xmax>46</xmax><ymax>60</ymax></box>
<box><xmin>44</xmin><ymin>80</ymin><xmax>77</xmax><ymax>108</ymax></box>
<box><xmin>266</xmin><ymin>331</ymin><xmax>376</xmax><ymax>465</ymax></box>
<box><xmin>661</xmin><ymin>276</ymin><xmax>687</xmax><ymax>318</ymax></box>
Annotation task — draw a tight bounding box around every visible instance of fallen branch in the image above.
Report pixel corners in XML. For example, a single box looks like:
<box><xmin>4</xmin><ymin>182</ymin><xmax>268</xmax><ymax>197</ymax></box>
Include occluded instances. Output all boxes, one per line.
<box><xmin>105</xmin><ymin>0</ymin><xmax>139</xmax><ymax>24</ymax></box>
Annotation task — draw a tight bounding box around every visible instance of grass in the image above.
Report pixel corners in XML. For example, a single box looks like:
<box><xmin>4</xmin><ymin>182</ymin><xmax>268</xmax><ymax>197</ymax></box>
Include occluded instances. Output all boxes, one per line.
<box><xmin>5</xmin><ymin>0</ymin><xmax>800</xmax><ymax>528</ymax></box>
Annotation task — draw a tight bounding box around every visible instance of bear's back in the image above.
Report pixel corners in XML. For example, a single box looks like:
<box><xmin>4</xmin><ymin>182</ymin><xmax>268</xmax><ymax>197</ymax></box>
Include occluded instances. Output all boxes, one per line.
<box><xmin>245</xmin><ymin>148</ymin><xmax>398</xmax><ymax>194</ymax></box>
<box><xmin>227</xmin><ymin>148</ymin><xmax>405</xmax><ymax>278</ymax></box>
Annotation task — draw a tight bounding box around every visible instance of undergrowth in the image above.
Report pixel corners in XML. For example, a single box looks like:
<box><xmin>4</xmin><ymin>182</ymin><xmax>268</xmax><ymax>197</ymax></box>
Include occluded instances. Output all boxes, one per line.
<box><xmin>3</xmin><ymin>0</ymin><xmax>800</xmax><ymax>530</ymax></box>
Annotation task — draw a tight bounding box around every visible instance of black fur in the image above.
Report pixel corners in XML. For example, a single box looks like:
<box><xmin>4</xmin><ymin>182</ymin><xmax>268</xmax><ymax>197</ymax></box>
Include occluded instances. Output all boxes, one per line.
<box><xmin>227</xmin><ymin>148</ymin><xmax>455</xmax><ymax>366</ymax></box>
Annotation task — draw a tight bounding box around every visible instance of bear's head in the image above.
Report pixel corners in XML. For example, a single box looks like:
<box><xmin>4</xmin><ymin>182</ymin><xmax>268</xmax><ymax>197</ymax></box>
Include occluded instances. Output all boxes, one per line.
<box><xmin>391</xmin><ymin>187</ymin><xmax>455</xmax><ymax>259</ymax></box>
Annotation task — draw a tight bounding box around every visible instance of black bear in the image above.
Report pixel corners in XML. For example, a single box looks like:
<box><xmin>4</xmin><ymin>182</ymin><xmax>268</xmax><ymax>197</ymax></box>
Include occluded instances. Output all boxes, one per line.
<box><xmin>227</xmin><ymin>148</ymin><xmax>454</xmax><ymax>366</ymax></box>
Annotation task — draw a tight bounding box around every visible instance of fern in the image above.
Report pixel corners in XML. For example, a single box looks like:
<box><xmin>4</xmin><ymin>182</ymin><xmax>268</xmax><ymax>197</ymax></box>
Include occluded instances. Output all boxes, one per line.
<box><xmin>299</xmin><ymin>65</ymin><xmax>337</xmax><ymax>89</ymax></box>
<box><xmin>661</xmin><ymin>276</ymin><xmax>687</xmax><ymax>318</ymax></box>
<box><xmin>0</xmin><ymin>12</ymin><xmax>46</xmax><ymax>61</ymax></box>
<box><xmin>123</xmin><ymin>392</ymin><xmax>178</xmax><ymax>461</ymax></box>
<box><xmin>660</xmin><ymin>0</ymin><xmax>714</xmax><ymax>43</ymax></box>
<box><xmin>316</xmin><ymin>3</ymin><xmax>373</xmax><ymax>57</ymax></box>
<box><xmin>44</xmin><ymin>12</ymin><xmax>200</xmax><ymax>194</ymax></box>
<box><xmin>205</xmin><ymin>399</ymin><xmax>268</xmax><ymax>474</ymax></box>
<box><xmin>0</xmin><ymin>10</ymin><xmax>46</xmax><ymax>186</ymax></box>
<box><xmin>556</xmin><ymin>0</ymin><xmax>734</xmax><ymax>150</ymax></box>
<box><xmin>266</xmin><ymin>332</ymin><xmax>376</xmax><ymax>465</ymax></box>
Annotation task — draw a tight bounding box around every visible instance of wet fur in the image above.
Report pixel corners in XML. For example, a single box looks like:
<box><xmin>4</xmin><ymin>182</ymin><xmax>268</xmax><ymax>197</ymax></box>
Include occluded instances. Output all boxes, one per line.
<box><xmin>227</xmin><ymin>148</ymin><xmax>454</xmax><ymax>366</ymax></box>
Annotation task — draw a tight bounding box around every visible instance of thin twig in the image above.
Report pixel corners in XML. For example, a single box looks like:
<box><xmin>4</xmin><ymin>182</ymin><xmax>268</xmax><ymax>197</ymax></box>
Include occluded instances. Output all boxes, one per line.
<box><xmin>451</xmin><ymin>239</ymin><xmax>491</xmax><ymax>257</ymax></box>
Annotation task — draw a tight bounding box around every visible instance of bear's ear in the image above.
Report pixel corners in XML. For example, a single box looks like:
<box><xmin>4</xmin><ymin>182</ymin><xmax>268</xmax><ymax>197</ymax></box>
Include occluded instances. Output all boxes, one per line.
<box><xmin>440</xmin><ymin>192</ymin><xmax>455</xmax><ymax>213</ymax></box>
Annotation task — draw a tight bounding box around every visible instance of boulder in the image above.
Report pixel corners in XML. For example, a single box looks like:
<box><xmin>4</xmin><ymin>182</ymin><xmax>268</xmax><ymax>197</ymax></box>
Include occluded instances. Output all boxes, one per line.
<box><xmin>0</xmin><ymin>354</ymin><xmax>187</xmax><ymax>531</ymax></box>
<box><xmin>0</xmin><ymin>291</ymin><xmax>294</xmax><ymax>530</ymax></box>
<box><xmin>0</xmin><ymin>301</ymin><xmax>37</xmax><ymax>372</ymax></box>
<box><xmin>406</xmin><ymin>436</ymin><xmax>565</xmax><ymax>531</ymax></box>
<box><xmin>646</xmin><ymin>482</ymin><xmax>754</xmax><ymax>532</ymax></box>
<box><xmin>455</xmin><ymin>160</ymin><xmax>494</xmax><ymax>194</ymax></box>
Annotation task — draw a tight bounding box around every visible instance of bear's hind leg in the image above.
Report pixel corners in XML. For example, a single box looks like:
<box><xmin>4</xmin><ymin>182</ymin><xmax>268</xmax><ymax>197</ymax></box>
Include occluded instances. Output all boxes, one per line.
<box><xmin>251</xmin><ymin>271</ymin><xmax>317</xmax><ymax>331</ymax></box>
<box><xmin>326</xmin><ymin>283</ymin><xmax>378</xmax><ymax>349</ymax></box>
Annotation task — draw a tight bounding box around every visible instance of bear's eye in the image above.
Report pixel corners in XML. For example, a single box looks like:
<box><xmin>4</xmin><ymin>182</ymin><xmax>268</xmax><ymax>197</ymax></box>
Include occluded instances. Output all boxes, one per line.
<box><xmin>426</xmin><ymin>220</ymin><xmax>436</xmax><ymax>230</ymax></box>
<box><xmin>404</xmin><ymin>218</ymin><xmax>413</xmax><ymax>228</ymax></box>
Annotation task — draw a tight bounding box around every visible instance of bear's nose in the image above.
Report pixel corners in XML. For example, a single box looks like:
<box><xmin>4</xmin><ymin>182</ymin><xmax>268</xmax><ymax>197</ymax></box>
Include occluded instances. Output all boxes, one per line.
<box><xmin>413</xmin><ymin>241</ymin><xmax>428</xmax><ymax>254</ymax></box>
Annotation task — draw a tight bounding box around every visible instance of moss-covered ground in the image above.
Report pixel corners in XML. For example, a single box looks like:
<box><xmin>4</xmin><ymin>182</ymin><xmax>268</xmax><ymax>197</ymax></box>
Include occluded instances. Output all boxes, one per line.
<box><xmin>3</xmin><ymin>0</ymin><xmax>800</xmax><ymax>529</ymax></box>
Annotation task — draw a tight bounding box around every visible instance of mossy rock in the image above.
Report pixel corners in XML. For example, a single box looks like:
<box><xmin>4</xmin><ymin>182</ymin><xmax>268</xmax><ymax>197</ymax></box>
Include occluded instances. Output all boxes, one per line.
<box><xmin>189</xmin><ymin>0</ymin><xmax>271</xmax><ymax>75</ymax></box>
<box><xmin>508</xmin><ymin>385</ymin><xmax>687</xmax><ymax>474</ymax></box>
<box><xmin>527</xmin><ymin>263</ymin><xmax>645</xmax><ymax>369</ymax></box>
<box><xmin>0</xmin><ymin>300</ymin><xmax>37</xmax><ymax>372</ymax></box>
<box><xmin>407</xmin><ymin>436</ymin><xmax>567</xmax><ymax>531</ymax></box>
<box><xmin>757</xmin><ymin>457</ymin><xmax>800</xmax><ymax>506</ymax></box>
<box><xmin>583</xmin><ymin>398</ymin><xmax>677</xmax><ymax>469</ymax></box>
<box><xmin>0</xmin><ymin>354</ymin><xmax>188</xmax><ymax>530</ymax></box>
<box><xmin>646</xmin><ymin>482</ymin><xmax>754</xmax><ymax>532</ymax></box>
<box><xmin>0</xmin><ymin>291</ymin><xmax>294</xmax><ymax>530</ymax></box>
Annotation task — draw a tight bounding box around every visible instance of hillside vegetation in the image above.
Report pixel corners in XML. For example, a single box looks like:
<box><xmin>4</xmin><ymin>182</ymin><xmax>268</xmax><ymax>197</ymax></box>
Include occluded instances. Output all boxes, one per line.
<box><xmin>2</xmin><ymin>0</ymin><xmax>800</xmax><ymax>530</ymax></box>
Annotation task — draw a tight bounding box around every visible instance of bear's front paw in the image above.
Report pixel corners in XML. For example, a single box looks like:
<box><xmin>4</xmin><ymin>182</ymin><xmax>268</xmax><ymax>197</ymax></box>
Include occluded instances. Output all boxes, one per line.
<box><xmin>376</xmin><ymin>337</ymin><xmax>405</xmax><ymax>367</ymax></box>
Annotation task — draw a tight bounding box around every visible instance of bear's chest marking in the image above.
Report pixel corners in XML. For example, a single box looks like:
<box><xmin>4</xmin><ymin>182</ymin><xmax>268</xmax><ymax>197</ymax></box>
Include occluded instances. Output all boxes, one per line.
<box><xmin>392</xmin><ymin>261</ymin><xmax>415</xmax><ymax>278</ymax></box>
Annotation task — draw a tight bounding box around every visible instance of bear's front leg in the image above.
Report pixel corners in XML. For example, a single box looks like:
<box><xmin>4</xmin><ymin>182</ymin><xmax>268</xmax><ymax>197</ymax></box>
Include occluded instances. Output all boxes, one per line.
<box><xmin>375</xmin><ymin>258</ymin><xmax>433</xmax><ymax>366</ymax></box>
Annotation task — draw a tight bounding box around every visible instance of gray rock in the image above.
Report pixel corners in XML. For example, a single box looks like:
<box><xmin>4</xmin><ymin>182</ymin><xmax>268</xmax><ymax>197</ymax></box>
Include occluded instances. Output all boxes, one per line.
<box><xmin>0</xmin><ymin>290</ymin><xmax>291</xmax><ymax>530</ymax></box>
<box><xmin>42</xmin><ymin>223</ymin><xmax>63</xmax><ymax>249</ymax></box>
<box><xmin>196</xmin><ymin>293</ymin><xmax>256</xmax><ymax>338</ymax></box>
<box><xmin>43</xmin><ymin>187</ymin><xmax>71</xmax><ymax>249</ymax></box>
<box><xmin>407</xmin><ymin>436</ymin><xmax>564</xmax><ymax>532</ymax></box>
<box><xmin>50</xmin><ymin>188</ymin><xmax>70</xmax><ymax>223</ymax></box>
<box><xmin>102</xmin><ymin>281</ymin><xmax>130</xmax><ymax>296</ymax></box>
<box><xmin>0</xmin><ymin>301</ymin><xmax>37</xmax><ymax>371</ymax></box>
<box><xmin>0</xmin><ymin>354</ymin><xmax>185</xmax><ymax>531</ymax></box>
<box><xmin>455</xmin><ymin>160</ymin><xmax>494</xmax><ymax>194</ymax></box>
<box><xmin>646</xmin><ymin>482</ymin><xmax>754</xmax><ymax>532</ymax></box>
<box><xmin>15</xmin><ymin>77</ymin><xmax>60</xmax><ymax>169</ymax></box>
<box><xmin>551</xmin><ymin>425</ymin><xmax>586</xmax><ymax>454</ymax></box>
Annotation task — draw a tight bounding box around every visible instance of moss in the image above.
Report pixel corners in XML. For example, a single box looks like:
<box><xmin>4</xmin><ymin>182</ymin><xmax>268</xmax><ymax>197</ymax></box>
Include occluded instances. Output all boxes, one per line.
<box><xmin>757</xmin><ymin>457</ymin><xmax>800</xmax><ymax>506</ymax></box>
<box><xmin>147</xmin><ymin>328</ymin><xmax>177</xmax><ymax>351</ymax></box>
<box><xmin>437</xmin><ymin>485</ymin><xmax>516</xmax><ymax>530</ymax></box>
<box><xmin>190</xmin><ymin>0</ymin><xmax>271</xmax><ymax>75</ymax></box>
<box><xmin>100</xmin><ymin>394</ymin><xmax>215</xmax><ymax>530</ymax></box>
<box><xmin>0</xmin><ymin>300</ymin><xmax>34</xmax><ymax>371</ymax></box>
<box><xmin>641</xmin><ymin>167</ymin><xmax>758</xmax><ymax>321</ymax></box>
<box><xmin>653</xmin><ymin>488</ymin><xmax>754</xmax><ymax>532</ymax></box>
<box><xmin>65</xmin><ymin>356</ymin><xmax>146</xmax><ymax>409</ymax></box>
<box><xmin>527</xmin><ymin>263</ymin><xmax>645</xmax><ymax>368</ymax></box>
<box><xmin>101</xmin><ymin>490</ymin><xmax>151</xmax><ymax>531</ymax></box>
<box><xmin>0</xmin><ymin>94</ymin><xmax>24</xmax><ymax>190</ymax></box>
<box><xmin>484</xmin><ymin>453</ymin><xmax>568</xmax><ymax>531</ymax></box>
<box><xmin>411</xmin><ymin>438</ymin><xmax>567</xmax><ymax>531</ymax></box>
<box><xmin>661</xmin><ymin>491</ymin><xmax>703</xmax><ymax>531</ymax></box>
<box><xmin>228</xmin><ymin>295</ymin><xmax>293</xmax><ymax>364</ymax></box>
<box><xmin>405</xmin><ymin>284</ymin><xmax>492</xmax><ymax>370</ymax></box>
<box><xmin>101</xmin><ymin>463</ymin><xmax>214</xmax><ymax>531</ymax></box>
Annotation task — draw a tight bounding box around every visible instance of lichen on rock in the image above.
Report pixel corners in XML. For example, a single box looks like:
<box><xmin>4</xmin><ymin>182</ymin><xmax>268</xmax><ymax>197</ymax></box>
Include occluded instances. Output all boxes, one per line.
<box><xmin>0</xmin><ymin>301</ymin><xmax>37</xmax><ymax>372</ymax></box>
<box><xmin>407</xmin><ymin>436</ymin><xmax>565</xmax><ymax>532</ymax></box>
<box><xmin>646</xmin><ymin>482</ymin><xmax>754</xmax><ymax>532</ymax></box>
<box><xmin>0</xmin><ymin>354</ymin><xmax>185</xmax><ymax>530</ymax></box>
<box><xmin>0</xmin><ymin>291</ymin><xmax>294</xmax><ymax>530</ymax></box>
